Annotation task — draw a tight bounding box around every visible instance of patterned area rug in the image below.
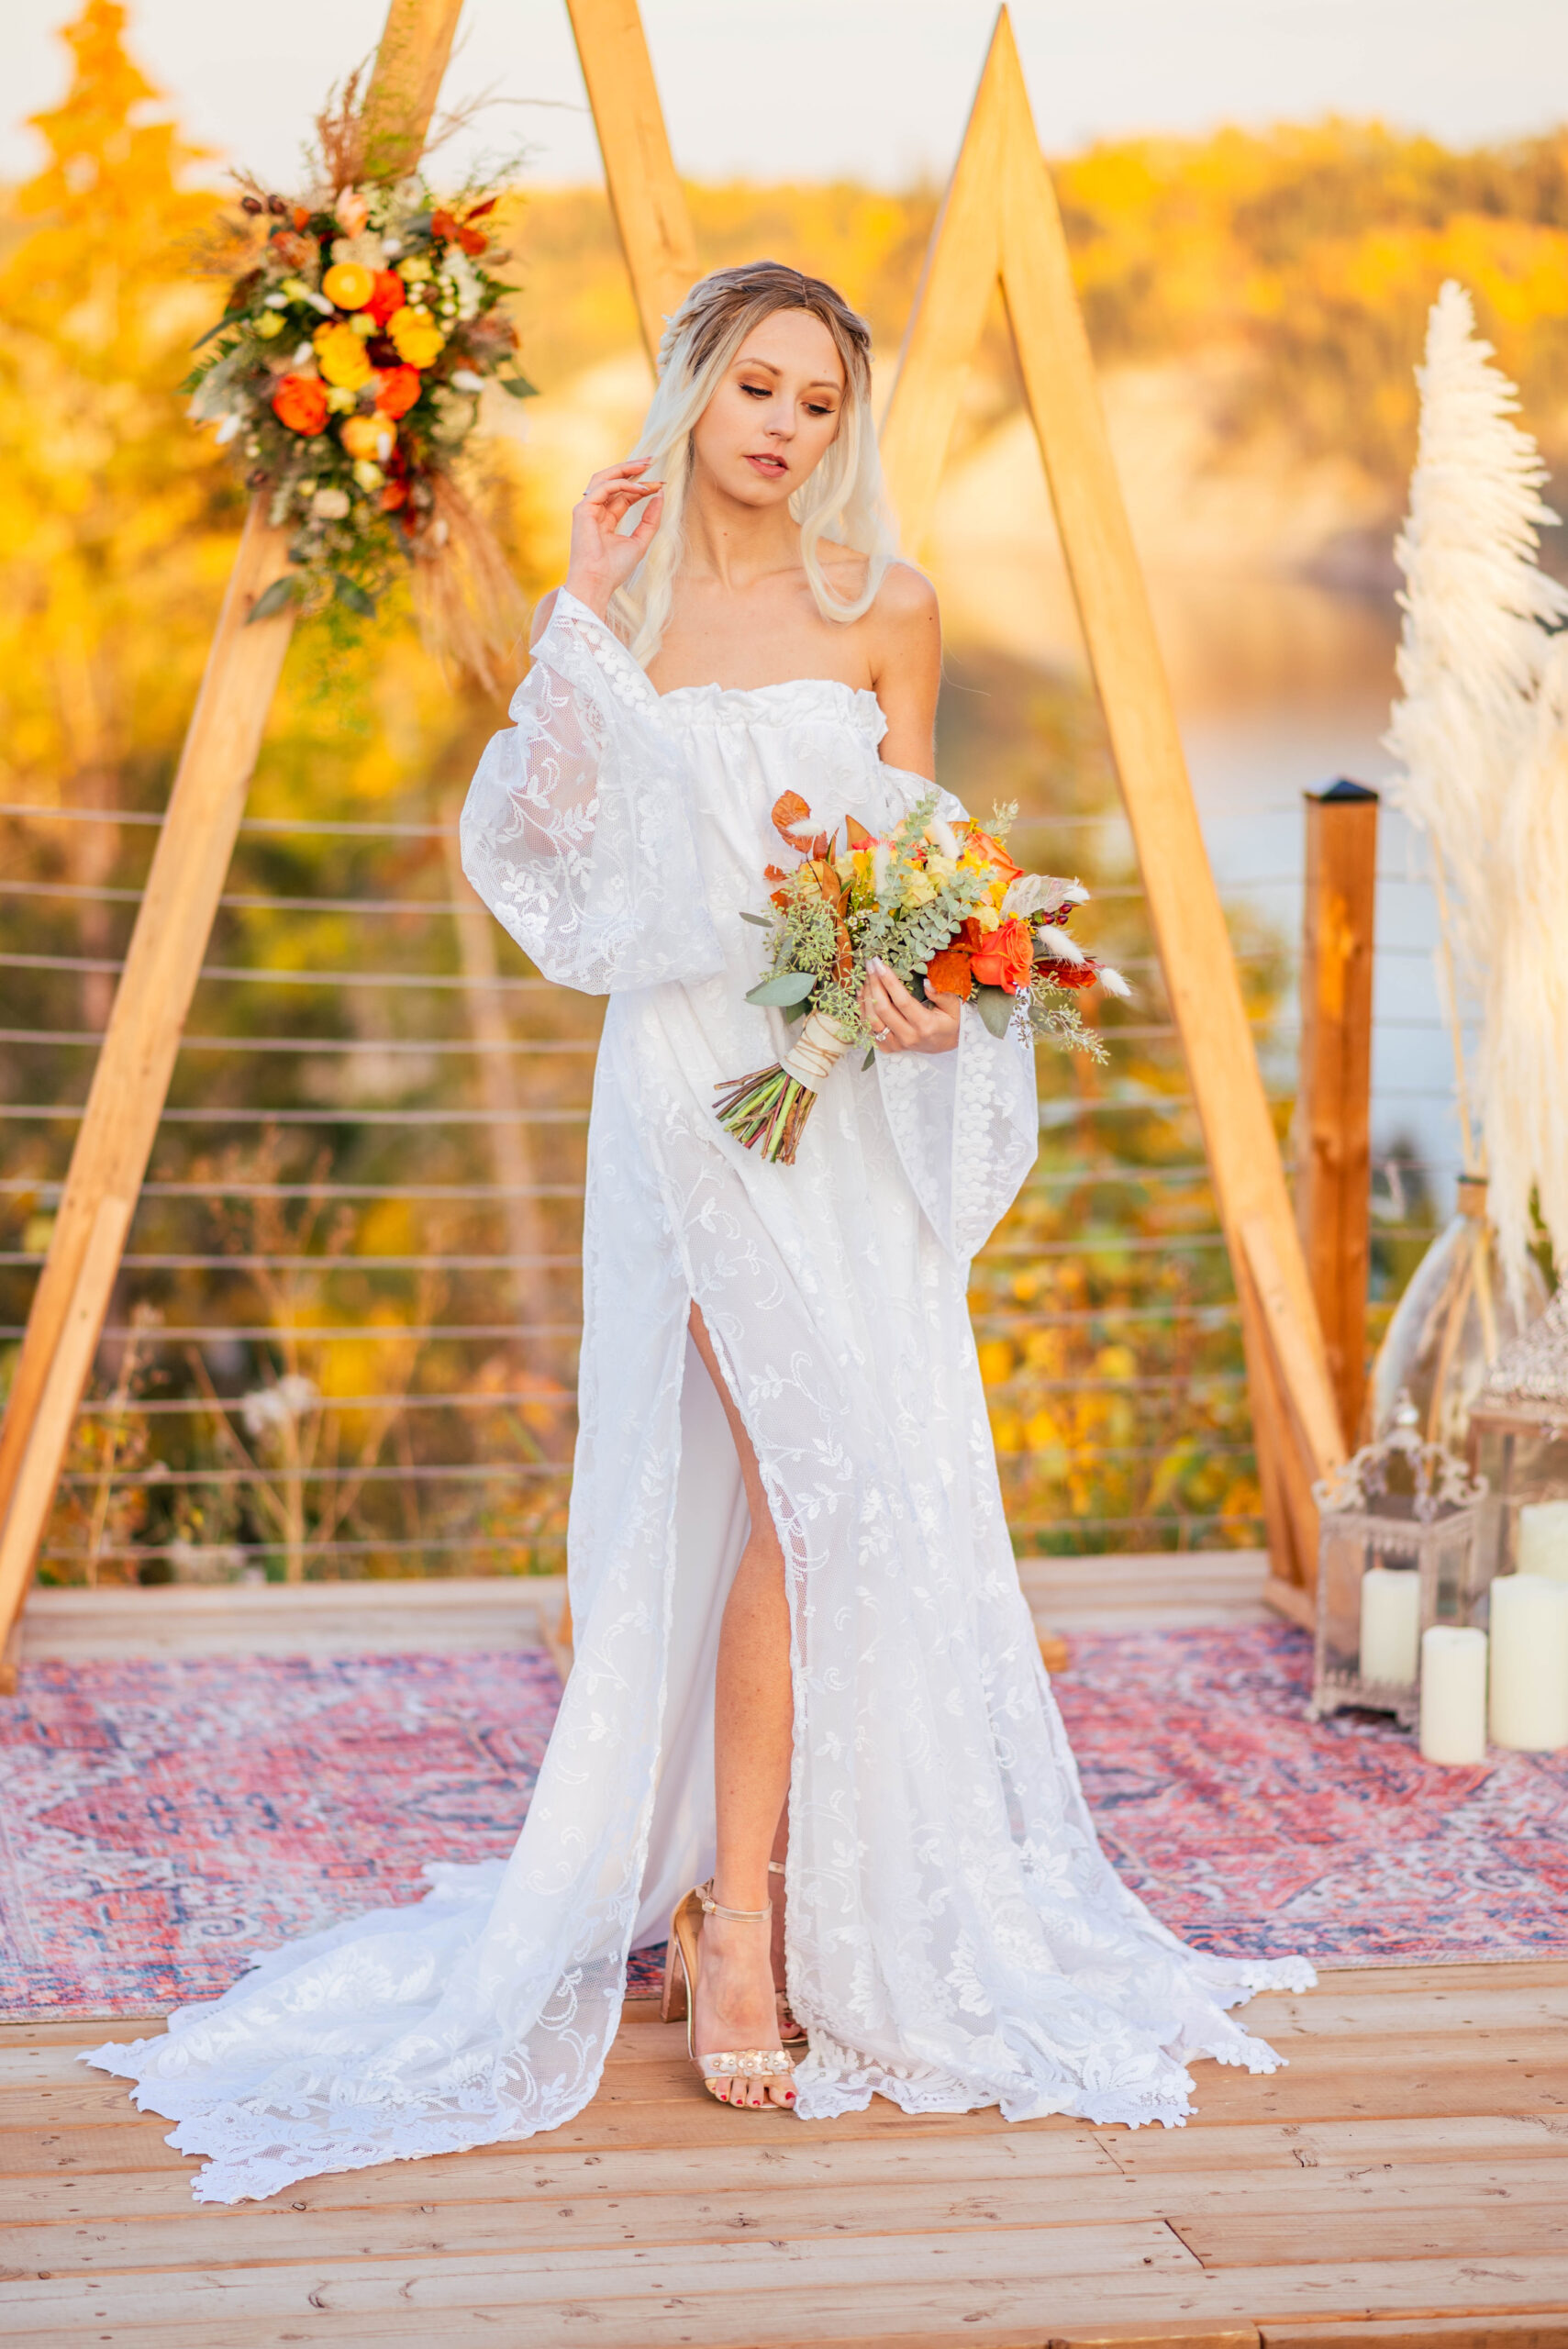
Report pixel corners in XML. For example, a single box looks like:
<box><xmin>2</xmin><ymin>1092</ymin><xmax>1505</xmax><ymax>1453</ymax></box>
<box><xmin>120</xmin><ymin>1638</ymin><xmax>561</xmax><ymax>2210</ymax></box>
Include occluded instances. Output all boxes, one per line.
<box><xmin>1</xmin><ymin>1626</ymin><xmax>1564</xmax><ymax>2021</ymax></box>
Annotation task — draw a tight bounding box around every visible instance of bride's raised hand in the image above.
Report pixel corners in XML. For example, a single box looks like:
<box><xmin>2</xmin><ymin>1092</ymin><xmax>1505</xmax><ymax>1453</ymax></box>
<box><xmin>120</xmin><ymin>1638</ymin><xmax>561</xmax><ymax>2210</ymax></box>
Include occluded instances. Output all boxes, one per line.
<box><xmin>564</xmin><ymin>460</ymin><xmax>665</xmax><ymax>616</ymax></box>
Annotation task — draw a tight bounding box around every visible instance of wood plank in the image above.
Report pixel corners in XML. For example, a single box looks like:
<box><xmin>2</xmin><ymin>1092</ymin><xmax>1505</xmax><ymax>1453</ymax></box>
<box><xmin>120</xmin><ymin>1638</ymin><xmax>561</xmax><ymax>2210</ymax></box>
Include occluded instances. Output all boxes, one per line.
<box><xmin>7</xmin><ymin>2254</ymin><xmax>1568</xmax><ymax>2349</ymax></box>
<box><xmin>1261</xmin><ymin>2321</ymin><xmax>1568</xmax><ymax>2348</ymax></box>
<box><xmin>1173</xmin><ymin>2202</ymin><xmax>1568</xmax><ymax>2268</ymax></box>
<box><xmin>1098</xmin><ymin>2116</ymin><xmax>1568</xmax><ymax>2177</ymax></box>
<box><xmin>0</xmin><ymin>2217</ymin><xmax>1197</xmax><ymax>2315</ymax></box>
<box><xmin>8</xmin><ymin>2156</ymin><xmax>1568</xmax><ymax>2272</ymax></box>
<box><xmin>1295</xmin><ymin>783</ymin><xmax>1379</xmax><ymax>1449</ymax></box>
<box><xmin>0</xmin><ymin>2128</ymin><xmax>1121</xmax><ymax>2216</ymax></box>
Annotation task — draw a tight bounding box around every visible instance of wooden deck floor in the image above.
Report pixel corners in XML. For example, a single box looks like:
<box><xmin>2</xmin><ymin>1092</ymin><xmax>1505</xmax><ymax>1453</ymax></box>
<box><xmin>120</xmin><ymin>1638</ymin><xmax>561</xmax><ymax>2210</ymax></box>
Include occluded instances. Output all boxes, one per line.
<box><xmin>6</xmin><ymin>1561</ymin><xmax>1566</xmax><ymax>2345</ymax></box>
<box><xmin>3</xmin><ymin>1963</ymin><xmax>1566</xmax><ymax>2348</ymax></box>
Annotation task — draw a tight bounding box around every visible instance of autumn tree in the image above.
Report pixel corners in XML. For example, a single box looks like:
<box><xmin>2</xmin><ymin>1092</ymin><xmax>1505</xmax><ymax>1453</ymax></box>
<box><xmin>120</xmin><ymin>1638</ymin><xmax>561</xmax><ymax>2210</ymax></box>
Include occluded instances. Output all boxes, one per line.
<box><xmin>0</xmin><ymin>0</ymin><xmax>235</xmax><ymax>1018</ymax></box>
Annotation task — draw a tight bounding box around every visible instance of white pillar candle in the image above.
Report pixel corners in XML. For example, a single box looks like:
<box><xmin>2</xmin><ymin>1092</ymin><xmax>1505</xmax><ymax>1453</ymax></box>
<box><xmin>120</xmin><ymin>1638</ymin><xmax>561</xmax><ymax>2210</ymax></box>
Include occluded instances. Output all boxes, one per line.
<box><xmin>1419</xmin><ymin>1626</ymin><xmax>1488</xmax><ymax>1765</ymax></box>
<box><xmin>1518</xmin><ymin>1499</ymin><xmax>1568</xmax><ymax>1581</ymax></box>
<box><xmin>1359</xmin><ymin>1566</ymin><xmax>1420</xmax><ymax>1687</ymax></box>
<box><xmin>1488</xmin><ymin>1574</ymin><xmax>1568</xmax><ymax>1753</ymax></box>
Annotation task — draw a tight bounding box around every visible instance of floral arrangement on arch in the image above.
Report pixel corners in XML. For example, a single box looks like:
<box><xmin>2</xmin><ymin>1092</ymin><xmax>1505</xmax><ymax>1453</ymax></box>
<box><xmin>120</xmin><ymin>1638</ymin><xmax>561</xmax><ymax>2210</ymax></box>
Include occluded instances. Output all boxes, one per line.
<box><xmin>186</xmin><ymin>93</ymin><xmax>533</xmax><ymax>685</ymax></box>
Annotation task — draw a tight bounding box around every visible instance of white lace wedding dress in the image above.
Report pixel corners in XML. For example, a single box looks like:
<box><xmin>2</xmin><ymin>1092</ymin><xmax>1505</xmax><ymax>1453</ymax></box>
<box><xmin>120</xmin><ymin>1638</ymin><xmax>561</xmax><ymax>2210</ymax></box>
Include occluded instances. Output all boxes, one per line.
<box><xmin>86</xmin><ymin>590</ymin><xmax>1313</xmax><ymax>2203</ymax></box>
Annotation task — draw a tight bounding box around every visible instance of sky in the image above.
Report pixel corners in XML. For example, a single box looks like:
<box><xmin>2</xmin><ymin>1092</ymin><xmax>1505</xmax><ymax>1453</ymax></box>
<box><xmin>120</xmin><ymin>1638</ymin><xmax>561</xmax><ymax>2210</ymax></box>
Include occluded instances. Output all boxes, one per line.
<box><xmin>6</xmin><ymin>0</ymin><xmax>1568</xmax><ymax>188</ymax></box>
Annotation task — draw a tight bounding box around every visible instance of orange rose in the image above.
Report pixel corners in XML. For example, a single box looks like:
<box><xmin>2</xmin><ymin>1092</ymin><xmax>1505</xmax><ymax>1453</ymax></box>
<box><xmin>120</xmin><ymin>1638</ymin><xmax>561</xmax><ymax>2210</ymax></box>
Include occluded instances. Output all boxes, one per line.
<box><xmin>322</xmin><ymin>260</ymin><xmax>375</xmax><ymax>311</ymax></box>
<box><xmin>966</xmin><ymin>827</ymin><xmax>1023</xmax><ymax>899</ymax></box>
<box><xmin>969</xmin><ymin>916</ymin><xmax>1034</xmax><ymax>995</ymax></box>
<box><xmin>373</xmin><ymin>364</ymin><xmax>421</xmax><ymax>418</ymax></box>
<box><xmin>271</xmin><ymin>373</ymin><xmax>328</xmax><ymax>436</ymax></box>
<box><xmin>924</xmin><ymin>946</ymin><xmax>974</xmax><ymax>1000</ymax></box>
<box><xmin>365</xmin><ymin>269</ymin><xmax>406</xmax><ymax>328</ymax></box>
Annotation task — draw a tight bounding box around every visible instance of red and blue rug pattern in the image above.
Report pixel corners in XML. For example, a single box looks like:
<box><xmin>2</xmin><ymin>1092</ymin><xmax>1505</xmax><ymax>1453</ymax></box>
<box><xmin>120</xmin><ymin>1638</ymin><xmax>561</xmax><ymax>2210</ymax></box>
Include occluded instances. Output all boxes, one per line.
<box><xmin>1</xmin><ymin>1625</ymin><xmax>1564</xmax><ymax>2020</ymax></box>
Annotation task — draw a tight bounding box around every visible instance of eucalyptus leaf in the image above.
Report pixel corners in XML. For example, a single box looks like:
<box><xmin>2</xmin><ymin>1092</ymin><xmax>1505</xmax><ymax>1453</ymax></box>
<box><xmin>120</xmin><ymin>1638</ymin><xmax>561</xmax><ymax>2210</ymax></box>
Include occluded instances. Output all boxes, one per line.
<box><xmin>332</xmin><ymin>573</ymin><xmax>376</xmax><ymax>618</ymax></box>
<box><xmin>862</xmin><ymin>1047</ymin><xmax>877</xmax><ymax>1071</ymax></box>
<box><xmin>784</xmin><ymin>996</ymin><xmax>811</xmax><ymax>1024</ymax></box>
<box><xmin>246</xmin><ymin>576</ymin><xmax>300</xmax><ymax>625</ymax></box>
<box><xmin>745</xmin><ymin>969</ymin><xmax>817</xmax><ymax>1008</ymax></box>
<box><xmin>973</xmin><ymin>984</ymin><xmax>1016</xmax><ymax>1039</ymax></box>
<box><xmin>498</xmin><ymin>373</ymin><xmax>539</xmax><ymax>400</ymax></box>
<box><xmin>739</xmin><ymin>910</ymin><xmax>773</xmax><ymax>928</ymax></box>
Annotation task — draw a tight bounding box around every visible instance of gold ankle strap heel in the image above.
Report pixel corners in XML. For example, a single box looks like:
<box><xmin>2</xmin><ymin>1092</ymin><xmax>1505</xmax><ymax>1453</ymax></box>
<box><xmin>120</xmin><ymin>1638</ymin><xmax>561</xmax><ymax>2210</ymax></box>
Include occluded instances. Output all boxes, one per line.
<box><xmin>661</xmin><ymin>1880</ymin><xmax>797</xmax><ymax>2106</ymax></box>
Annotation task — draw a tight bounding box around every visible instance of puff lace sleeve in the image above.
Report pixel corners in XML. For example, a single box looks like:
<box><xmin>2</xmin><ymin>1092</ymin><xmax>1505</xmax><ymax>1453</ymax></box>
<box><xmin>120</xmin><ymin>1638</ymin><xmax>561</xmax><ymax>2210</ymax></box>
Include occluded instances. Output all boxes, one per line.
<box><xmin>459</xmin><ymin>589</ymin><xmax>723</xmax><ymax>994</ymax></box>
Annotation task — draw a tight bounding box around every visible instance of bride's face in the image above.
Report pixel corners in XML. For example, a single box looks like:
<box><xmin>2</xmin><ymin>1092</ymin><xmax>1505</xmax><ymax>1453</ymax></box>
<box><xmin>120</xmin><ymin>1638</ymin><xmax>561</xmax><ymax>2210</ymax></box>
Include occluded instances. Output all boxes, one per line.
<box><xmin>690</xmin><ymin>308</ymin><xmax>847</xmax><ymax>507</ymax></box>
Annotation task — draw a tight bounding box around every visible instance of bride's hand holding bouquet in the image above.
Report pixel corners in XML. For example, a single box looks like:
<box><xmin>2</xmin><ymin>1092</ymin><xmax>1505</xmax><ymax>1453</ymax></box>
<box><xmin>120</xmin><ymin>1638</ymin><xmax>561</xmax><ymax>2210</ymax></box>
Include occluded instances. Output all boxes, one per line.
<box><xmin>716</xmin><ymin>792</ymin><xmax>1127</xmax><ymax>1163</ymax></box>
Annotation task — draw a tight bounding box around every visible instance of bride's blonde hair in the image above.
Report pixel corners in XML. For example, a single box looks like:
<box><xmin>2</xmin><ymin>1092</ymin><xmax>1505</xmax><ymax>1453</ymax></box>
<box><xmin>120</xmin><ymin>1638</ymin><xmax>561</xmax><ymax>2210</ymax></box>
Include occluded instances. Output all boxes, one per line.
<box><xmin>608</xmin><ymin>262</ymin><xmax>897</xmax><ymax>664</ymax></box>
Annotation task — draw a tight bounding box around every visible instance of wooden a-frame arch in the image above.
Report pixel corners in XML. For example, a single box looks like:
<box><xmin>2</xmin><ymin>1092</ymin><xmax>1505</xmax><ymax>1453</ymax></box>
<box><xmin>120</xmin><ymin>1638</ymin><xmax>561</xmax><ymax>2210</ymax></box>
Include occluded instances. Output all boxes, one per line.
<box><xmin>877</xmin><ymin>12</ymin><xmax>1345</xmax><ymax>1599</ymax></box>
<box><xmin>0</xmin><ymin>0</ymin><xmax>1340</xmax><ymax>1682</ymax></box>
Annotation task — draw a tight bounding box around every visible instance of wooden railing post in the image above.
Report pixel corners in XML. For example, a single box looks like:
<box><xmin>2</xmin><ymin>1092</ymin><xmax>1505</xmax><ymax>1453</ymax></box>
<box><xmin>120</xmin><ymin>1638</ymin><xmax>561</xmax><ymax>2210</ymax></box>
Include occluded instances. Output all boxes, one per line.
<box><xmin>0</xmin><ymin>0</ymin><xmax>468</xmax><ymax>1687</ymax></box>
<box><xmin>1296</xmin><ymin>780</ymin><xmax>1378</xmax><ymax>1451</ymax></box>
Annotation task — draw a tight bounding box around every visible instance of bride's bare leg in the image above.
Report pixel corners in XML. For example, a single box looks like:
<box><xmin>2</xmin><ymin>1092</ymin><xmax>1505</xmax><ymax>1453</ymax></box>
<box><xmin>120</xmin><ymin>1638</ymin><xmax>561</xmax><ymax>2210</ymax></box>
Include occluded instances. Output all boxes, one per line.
<box><xmin>687</xmin><ymin>1303</ymin><xmax>795</xmax><ymax>2109</ymax></box>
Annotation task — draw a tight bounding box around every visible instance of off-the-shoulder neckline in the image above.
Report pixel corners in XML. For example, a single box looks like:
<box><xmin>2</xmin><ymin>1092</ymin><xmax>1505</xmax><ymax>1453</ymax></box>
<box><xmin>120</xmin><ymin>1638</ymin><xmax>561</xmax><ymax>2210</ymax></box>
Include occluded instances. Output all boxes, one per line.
<box><xmin>550</xmin><ymin>591</ymin><xmax>884</xmax><ymax>728</ymax></box>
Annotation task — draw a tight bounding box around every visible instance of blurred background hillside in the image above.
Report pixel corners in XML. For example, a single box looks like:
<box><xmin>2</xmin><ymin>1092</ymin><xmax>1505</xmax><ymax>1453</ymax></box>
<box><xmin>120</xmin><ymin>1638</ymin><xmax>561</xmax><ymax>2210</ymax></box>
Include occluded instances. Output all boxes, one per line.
<box><xmin>3</xmin><ymin>1</ymin><xmax>1562</xmax><ymax>1577</ymax></box>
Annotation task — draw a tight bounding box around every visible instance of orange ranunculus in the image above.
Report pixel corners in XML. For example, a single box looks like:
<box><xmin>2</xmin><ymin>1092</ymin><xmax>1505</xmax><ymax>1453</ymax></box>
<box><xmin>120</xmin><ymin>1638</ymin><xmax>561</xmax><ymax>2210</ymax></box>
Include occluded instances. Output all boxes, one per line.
<box><xmin>365</xmin><ymin>269</ymin><xmax>406</xmax><ymax>328</ymax></box>
<box><xmin>966</xmin><ymin>828</ymin><xmax>1023</xmax><ymax>902</ymax></box>
<box><xmin>430</xmin><ymin>207</ymin><xmax>458</xmax><ymax>241</ymax></box>
<box><xmin>322</xmin><ymin>260</ymin><xmax>375</xmax><ymax>311</ymax></box>
<box><xmin>340</xmin><ymin>413</ymin><xmax>395</xmax><ymax>463</ymax></box>
<box><xmin>458</xmin><ymin>223</ymin><xmax>488</xmax><ymax>256</ymax></box>
<box><xmin>387</xmin><ymin>305</ymin><xmax>446</xmax><ymax>369</ymax></box>
<box><xmin>271</xmin><ymin>373</ymin><xmax>328</xmax><ymax>436</ymax></box>
<box><xmin>924</xmin><ymin>946</ymin><xmax>974</xmax><ymax>1000</ymax></box>
<box><xmin>969</xmin><ymin>916</ymin><xmax>1034</xmax><ymax>995</ymax></box>
<box><xmin>373</xmin><ymin>364</ymin><xmax>421</xmax><ymax>418</ymax></box>
<box><xmin>380</xmin><ymin>479</ymin><xmax>409</xmax><ymax>511</ymax></box>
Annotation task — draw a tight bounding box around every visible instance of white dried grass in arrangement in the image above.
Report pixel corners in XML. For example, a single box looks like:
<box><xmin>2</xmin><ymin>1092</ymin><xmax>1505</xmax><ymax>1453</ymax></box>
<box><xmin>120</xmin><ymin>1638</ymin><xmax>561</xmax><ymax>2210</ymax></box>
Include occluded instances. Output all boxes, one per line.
<box><xmin>411</xmin><ymin>474</ymin><xmax>527</xmax><ymax>697</ymax></box>
<box><xmin>1385</xmin><ymin>281</ymin><xmax>1568</xmax><ymax>975</ymax></box>
<box><xmin>1385</xmin><ymin>279</ymin><xmax>1568</xmax><ymax>1300</ymax></box>
<box><xmin>1482</xmin><ymin>639</ymin><xmax>1568</xmax><ymax>1297</ymax></box>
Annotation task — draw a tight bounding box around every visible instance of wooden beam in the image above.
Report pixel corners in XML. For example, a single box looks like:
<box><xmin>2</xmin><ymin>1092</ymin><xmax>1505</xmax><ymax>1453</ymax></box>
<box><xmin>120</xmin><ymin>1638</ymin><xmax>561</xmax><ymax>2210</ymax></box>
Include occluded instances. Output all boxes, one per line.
<box><xmin>358</xmin><ymin>0</ymin><xmax>467</xmax><ymax>182</ymax></box>
<box><xmin>0</xmin><ymin>1</ymin><xmax>468</xmax><ymax>1687</ymax></box>
<box><xmin>564</xmin><ymin>0</ymin><xmax>697</xmax><ymax>364</ymax></box>
<box><xmin>878</xmin><ymin>11</ymin><xmax>1345</xmax><ymax>1584</ymax></box>
<box><xmin>1296</xmin><ymin>780</ymin><xmax>1378</xmax><ymax>1450</ymax></box>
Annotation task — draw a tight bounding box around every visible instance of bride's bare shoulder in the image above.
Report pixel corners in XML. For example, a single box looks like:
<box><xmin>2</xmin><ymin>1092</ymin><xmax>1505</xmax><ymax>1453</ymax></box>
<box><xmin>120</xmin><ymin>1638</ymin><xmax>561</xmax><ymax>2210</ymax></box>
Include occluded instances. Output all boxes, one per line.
<box><xmin>529</xmin><ymin>588</ymin><xmax>560</xmax><ymax>649</ymax></box>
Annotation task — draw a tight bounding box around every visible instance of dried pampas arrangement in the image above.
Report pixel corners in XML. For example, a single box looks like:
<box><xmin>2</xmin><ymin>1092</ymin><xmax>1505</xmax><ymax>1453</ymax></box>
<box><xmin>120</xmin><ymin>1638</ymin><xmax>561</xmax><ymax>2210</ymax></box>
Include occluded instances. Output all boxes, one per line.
<box><xmin>1385</xmin><ymin>280</ymin><xmax>1568</xmax><ymax>1305</ymax></box>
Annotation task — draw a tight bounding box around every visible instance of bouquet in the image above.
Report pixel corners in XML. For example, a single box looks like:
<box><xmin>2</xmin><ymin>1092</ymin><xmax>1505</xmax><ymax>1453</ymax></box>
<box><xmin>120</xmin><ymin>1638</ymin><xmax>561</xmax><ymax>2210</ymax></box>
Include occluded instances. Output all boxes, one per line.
<box><xmin>714</xmin><ymin>791</ymin><xmax>1127</xmax><ymax>1163</ymax></box>
<box><xmin>187</xmin><ymin>159</ymin><xmax>533</xmax><ymax>681</ymax></box>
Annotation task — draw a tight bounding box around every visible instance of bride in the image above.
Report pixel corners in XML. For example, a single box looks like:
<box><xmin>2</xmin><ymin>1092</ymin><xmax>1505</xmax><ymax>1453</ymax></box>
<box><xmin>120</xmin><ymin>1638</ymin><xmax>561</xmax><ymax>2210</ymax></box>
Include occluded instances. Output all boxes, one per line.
<box><xmin>88</xmin><ymin>261</ymin><xmax>1311</xmax><ymax>2201</ymax></box>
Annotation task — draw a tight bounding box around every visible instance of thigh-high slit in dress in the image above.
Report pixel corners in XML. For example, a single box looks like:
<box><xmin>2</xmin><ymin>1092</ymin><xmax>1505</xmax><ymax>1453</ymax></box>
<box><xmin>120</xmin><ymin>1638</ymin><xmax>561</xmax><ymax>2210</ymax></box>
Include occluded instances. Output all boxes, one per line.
<box><xmin>85</xmin><ymin>590</ymin><xmax>1313</xmax><ymax>2204</ymax></box>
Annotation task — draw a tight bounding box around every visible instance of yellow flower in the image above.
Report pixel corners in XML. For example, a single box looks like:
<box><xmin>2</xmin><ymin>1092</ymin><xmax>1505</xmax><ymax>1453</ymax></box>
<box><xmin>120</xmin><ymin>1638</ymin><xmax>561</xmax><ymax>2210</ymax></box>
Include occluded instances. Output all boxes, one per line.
<box><xmin>902</xmin><ymin>870</ymin><xmax>938</xmax><ymax>908</ymax></box>
<box><xmin>968</xmin><ymin>902</ymin><xmax>1001</xmax><ymax>934</ymax></box>
<box><xmin>313</xmin><ymin>321</ymin><xmax>372</xmax><ymax>390</ymax></box>
<box><xmin>340</xmin><ymin>413</ymin><xmax>395</xmax><ymax>463</ymax></box>
<box><xmin>387</xmin><ymin>306</ymin><xmax>446</xmax><ymax>368</ymax></box>
<box><xmin>321</xmin><ymin>261</ymin><xmax>375</xmax><ymax>312</ymax></box>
